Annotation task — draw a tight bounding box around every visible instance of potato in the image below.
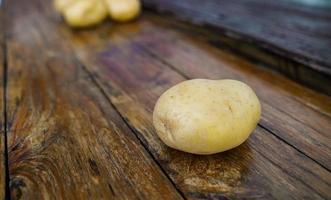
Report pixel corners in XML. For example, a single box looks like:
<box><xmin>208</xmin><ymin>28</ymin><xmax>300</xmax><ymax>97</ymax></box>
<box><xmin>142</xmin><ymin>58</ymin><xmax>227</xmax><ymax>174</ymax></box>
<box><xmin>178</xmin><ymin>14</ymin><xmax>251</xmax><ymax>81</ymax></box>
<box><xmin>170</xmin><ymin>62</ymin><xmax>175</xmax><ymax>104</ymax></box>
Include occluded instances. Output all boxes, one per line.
<box><xmin>54</xmin><ymin>0</ymin><xmax>76</xmax><ymax>12</ymax></box>
<box><xmin>153</xmin><ymin>79</ymin><xmax>261</xmax><ymax>155</ymax></box>
<box><xmin>62</xmin><ymin>0</ymin><xmax>108</xmax><ymax>27</ymax></box>
<box><xmin>105</xmin><ymin>0</ymin><xmax>141</xmax><ymax>22</ymax></box>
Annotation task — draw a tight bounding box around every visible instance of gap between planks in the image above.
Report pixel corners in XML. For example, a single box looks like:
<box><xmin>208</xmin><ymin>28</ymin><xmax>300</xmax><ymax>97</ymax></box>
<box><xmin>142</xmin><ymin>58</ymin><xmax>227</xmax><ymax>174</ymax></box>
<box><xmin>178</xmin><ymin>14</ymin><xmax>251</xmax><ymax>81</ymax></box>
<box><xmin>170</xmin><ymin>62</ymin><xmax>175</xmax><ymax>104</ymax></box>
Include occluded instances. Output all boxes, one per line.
<box><xmin>3</xmin><ymin>33</ymin><xmax>11</xmax><ymax>200</ymax></box>
<box><xmin>78</xmin><ymin>59</ymin><xmax>188</xmax><ymax>200</ymax></box>
<box><xmin>35</xmin><ymin>4</ymin><xmax>187</xmax><ymax>197</ymax></box>
<box><xmin>1</xmin><ymin>1</ymin><xmax>11</xmax><ymax>198</ymax></box>
<box><xmin>5</xmin><ymin>0</ymin><xmax>185</xmax><ymax>198</ymax></box>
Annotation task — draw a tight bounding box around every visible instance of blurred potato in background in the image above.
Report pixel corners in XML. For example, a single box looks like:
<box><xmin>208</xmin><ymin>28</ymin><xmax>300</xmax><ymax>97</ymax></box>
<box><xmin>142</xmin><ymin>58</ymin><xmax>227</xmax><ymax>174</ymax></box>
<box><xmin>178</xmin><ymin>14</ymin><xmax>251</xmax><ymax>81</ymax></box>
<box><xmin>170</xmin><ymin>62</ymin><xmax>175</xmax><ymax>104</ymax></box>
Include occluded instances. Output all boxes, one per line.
<box><xmin>54</xmin><ymin>0</ymin><xmax>141</xmax><ymax>27</ymax></box>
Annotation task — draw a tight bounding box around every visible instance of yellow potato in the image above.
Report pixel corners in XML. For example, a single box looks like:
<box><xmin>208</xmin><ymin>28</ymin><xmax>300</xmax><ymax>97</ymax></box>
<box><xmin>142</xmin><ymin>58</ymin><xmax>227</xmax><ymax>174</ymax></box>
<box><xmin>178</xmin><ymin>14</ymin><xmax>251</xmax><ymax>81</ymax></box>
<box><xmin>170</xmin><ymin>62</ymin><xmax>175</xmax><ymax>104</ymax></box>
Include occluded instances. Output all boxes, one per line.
<box><xmin>63</xmin><ymin>0</ymin><xmax>108</xmax><ymax>27</ymax></box>
<box><xmin>106</xmin><ymin>0</ymin><xmax>141</xmax><ymax>22</ymax></box>
<box><xmin>54</xmin><ymin>0</ymin><xmax>76</xmax><ymax>12</ymax></box>
<box><xmin>153</xmin><ymin>79</ymin><xmax>261</xmax><ymax>155</ymax></box>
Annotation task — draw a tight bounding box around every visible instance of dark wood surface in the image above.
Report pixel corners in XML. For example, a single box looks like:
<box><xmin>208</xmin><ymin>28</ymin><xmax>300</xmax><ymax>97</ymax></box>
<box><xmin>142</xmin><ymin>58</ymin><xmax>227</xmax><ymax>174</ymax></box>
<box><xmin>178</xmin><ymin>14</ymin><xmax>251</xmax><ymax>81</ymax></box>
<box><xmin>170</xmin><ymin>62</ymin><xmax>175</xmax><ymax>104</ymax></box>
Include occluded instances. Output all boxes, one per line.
<box><xmin>142</xmin><ymin>0</ymin><xmax>331</xmax><ymax>95</ymax></box>
<box><xmin>142</xmin><ymin>0</ymin><xmax>331</xmax><ymax>72</ymax></box>
<box><xmin>0</xmin><ymin>0</ymin><xmax>331</xmax><ymax>199</ymax></box>
<box><xmin>69</xmin><ymin>24</ymin><xmax>331</xmax><ymax>199</ymax></box>
<box><xmin>120</xmin><ymin>19</ymin><xmax>331</xmax><ymax>169</ymax></box>
<box><xmin>5</xmin><ymin>0</ymin><xmax>182</xmax><ymax>199</ymax></box>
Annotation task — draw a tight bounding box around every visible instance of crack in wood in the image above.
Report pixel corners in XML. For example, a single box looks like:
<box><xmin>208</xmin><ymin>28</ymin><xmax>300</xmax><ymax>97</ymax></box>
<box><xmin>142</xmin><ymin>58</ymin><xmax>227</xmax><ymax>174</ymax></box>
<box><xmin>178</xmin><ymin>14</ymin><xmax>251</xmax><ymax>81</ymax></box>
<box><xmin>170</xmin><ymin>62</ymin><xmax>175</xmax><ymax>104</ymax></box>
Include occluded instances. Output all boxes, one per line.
<box><xmin>1</xmin><ymin>2</ymin><xmax>11</xmax><ymax>198</ymax></box>
<box><xmin>78</xmin><ymin>59</ymin><xmax>187</xmax><ymax>200</ymax></box>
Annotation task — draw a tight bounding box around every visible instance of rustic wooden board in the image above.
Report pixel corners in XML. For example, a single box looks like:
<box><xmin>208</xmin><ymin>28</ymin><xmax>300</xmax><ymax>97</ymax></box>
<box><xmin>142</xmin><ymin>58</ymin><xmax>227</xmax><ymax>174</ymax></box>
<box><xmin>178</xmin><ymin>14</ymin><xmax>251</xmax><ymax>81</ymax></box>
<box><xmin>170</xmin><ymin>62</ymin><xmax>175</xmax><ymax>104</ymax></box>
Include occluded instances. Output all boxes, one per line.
<box><xmin>62</xmin><ymin>19</ymin><xmax>331</xmax><ymax>199</ymax></box>
<box><xmin>142</xmin><ymin>0</ymin><xmax>331</xmax><ymax>75</ymax></box>
<box><xmin>141</xmin><ymin>13</ymin><xmax>331</xmax><ymax>97</ymax></box>
<box><xmin>128</xmin><ymin>16</ymin><xmax>331</xmax><ymax>115</ymax></box>
<box><xmin>0</xmin><ymin>1</ymin><xmax>6</xmax><ymax>198</ymax></box>
<box><xmin>3</xmin><ymin>0</ymin><xmax>331</xmax><ymax>199</ymax></box>
<box><xmin>142</xmin><ymin>0</ymin><xmax>331</xmax><ymax>96</ymax></box>
<box><xmin>119</xmin><ymin>19</ymin><xmax>331</xmax><ymax>170</ymax></box>
<box><xmin>5</xmin><ymin>0</ymin><xmax>183</xmax><ymax>199</ymax></box>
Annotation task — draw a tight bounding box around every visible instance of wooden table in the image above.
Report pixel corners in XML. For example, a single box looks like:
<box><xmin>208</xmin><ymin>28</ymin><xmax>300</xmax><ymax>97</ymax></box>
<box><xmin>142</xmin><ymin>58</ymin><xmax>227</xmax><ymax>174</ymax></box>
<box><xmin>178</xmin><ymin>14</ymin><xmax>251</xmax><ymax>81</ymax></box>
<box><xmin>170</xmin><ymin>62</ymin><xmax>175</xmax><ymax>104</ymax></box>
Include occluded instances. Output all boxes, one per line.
<box><xmin>1</xmin><ymin>0</ymin><xmax>331</xmax><ymax>199</ymax></box>
<box><xmin>143</xmin><ymin>0</ymin><xmax>331</xmax><ymax>96</ymax></box>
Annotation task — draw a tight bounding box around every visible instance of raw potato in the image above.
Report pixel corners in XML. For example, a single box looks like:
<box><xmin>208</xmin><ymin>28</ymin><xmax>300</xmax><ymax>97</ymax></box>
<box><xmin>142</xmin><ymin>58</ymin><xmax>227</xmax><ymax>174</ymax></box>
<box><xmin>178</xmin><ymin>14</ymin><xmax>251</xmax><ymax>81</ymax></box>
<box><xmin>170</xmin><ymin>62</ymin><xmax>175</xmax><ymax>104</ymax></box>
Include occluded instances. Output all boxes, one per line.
<box><xmin>106</xmin><ymin>0</ymin><xmax>141</xmax><ymax>22</ymax></box>
<box><xmin>62</xmin><ymin>0</ymin><xmax>108</xmax><ymax>27</ymax></box>
<box><xmin>54</xmin><ymin>0</ymin><xmax>76</xmax><ymax>12</ymax></box>
<box><xmin>153</xmin><ymin>79</ymin><xmax>261</xmax><ymax>155</ymax></box>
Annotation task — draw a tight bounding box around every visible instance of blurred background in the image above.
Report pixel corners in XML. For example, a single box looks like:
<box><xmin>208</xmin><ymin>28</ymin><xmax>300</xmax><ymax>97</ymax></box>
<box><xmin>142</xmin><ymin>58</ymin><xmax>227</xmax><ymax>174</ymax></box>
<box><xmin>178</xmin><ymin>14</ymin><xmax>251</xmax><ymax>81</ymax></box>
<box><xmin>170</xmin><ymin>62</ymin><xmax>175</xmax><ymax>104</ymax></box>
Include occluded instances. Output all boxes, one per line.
<box><xmin>141</xmin><ymin>0</ymin><xmax>331</xmax><ymax>95</ymax></box>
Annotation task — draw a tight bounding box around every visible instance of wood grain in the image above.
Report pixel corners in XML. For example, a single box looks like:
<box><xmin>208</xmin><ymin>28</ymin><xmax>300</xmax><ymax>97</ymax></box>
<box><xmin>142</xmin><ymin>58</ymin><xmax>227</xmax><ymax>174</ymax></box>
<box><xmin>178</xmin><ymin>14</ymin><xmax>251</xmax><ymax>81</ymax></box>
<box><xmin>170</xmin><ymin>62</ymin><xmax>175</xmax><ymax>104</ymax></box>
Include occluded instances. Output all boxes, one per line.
<box><xmin>141</xmin><ymin>12</ymin><xmax>331</xmax><ymax>96</ymax></box>
<box><xmin>150</xmin><ymin>14</ymin><xmax>331</xmax><ymax>117</ymax></box>
<box><xmin>0</xmin><ymin>1</ymin><xmax>6</xmax><ymax>198</ymax></box>
<box><xmin>5</xmin><ymin>0</ymin><xmax>183</xmax><ymax>199</ymax></box>
<box><xmin>63</xmin><ymin>21</ymin><xmax>331</xmax><ymax>199</ymax></box>
<box><xmin>116</xmin><ymin>19</ymin><xmax>331</xmax><ymax>170</ymax></box>
<box><xmin>142</xmin><ymin>0</ymin><xmax>331</xmax><ymax>76</ymax></box>
<box><xmin>5</xmin><ymin>0</ymin><xmax>331</xmax><ymax>199</ymax></box>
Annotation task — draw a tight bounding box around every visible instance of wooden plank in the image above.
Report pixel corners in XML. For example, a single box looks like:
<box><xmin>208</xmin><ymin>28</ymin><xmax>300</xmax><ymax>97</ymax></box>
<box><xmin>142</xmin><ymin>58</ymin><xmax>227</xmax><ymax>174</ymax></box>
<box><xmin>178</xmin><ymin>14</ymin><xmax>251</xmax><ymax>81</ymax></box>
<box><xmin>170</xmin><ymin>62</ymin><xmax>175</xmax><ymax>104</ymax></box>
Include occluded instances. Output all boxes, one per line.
<box><xmin>142</xmin><ymin>0</ymin><xmax>331</xmax><ymax>76</ymax></box>
<box><xmin>141</xmin><ymin>13</ymin><xmax>331</xmax><ymax>97</ymax></box>
<box><xmin>0</xmin><ymin>0</ymin><xmax>6</xmax><ymax>198</ymax></box>
<box><xmin>116</xmin><ymin>18</ymin><xmax>331</xmax><ymax>170</ymax></box>
<box><xmin>63</xmin><ymin>19</ymin><xmax>331</xmax><ymax>199</ymax></box>
<box><xmin>6</xmin><ymin>0</ymin><xmax>183</xmax><ymax>199</ymax></box>
<box><xmin>138</xmin><ymin>15</ymin><xmax>331</xmax><ymax>117</ymax></box>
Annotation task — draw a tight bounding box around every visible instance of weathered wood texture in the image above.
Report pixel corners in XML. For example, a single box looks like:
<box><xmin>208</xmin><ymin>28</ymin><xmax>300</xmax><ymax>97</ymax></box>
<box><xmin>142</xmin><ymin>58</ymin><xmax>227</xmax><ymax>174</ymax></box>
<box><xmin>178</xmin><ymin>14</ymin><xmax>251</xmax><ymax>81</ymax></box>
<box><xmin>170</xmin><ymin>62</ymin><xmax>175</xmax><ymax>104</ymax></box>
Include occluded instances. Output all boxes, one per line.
<box><xmin>0</xmin><ymin>1</ymin><xmax>6</xmax><ymax>198</ymax></box>
<box><xmin>63</xmin><ymin>16</ymin><xmax>331</xmax><ymax>200</ymax></box>
<box><xmin>3</xmin><ymin>0</ymin><xmax>331</xmax><ymax>199</ymax></box>
<box><xmin>141</xmin><ymin>13</ymin><xmax>331</xmax><ymax>97</ymax></box>
<box><xmin>121</xmin><ymin>18</ymin><xmax>331</xmax><ymax>170</ymax></box>
<box><xmin>142</xmin><ymin>0</ymin><xmax>331</xmax><ymax>73</ymax></box>
<box><xmin>142</xmin><ymin>0</ymin><xmax>331</xmax><ymax>95</ymax></box>
<box><xmin>5</xmin><ymin>0</ymin><xmax>183</xmax><ymax>199</ymax></box>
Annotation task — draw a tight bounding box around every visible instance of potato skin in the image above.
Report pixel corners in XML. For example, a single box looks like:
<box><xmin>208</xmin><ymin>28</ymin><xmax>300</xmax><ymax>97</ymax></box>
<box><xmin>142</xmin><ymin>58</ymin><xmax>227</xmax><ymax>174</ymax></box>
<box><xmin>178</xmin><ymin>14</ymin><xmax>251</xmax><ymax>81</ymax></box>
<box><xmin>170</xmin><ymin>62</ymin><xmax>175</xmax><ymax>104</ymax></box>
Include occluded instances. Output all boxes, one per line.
<box><xmin>54</xmin><ymin>0</ymin><xmax>76</xmax><ymax>12</ymax></box>
<box><xmin>153</xmin><ymin>79</ymin><xmax>261</xmax><ymax>155</ymax></box>
<box><xmin>106</xmin><ymin>0</ymin><xmax>141</xmax><ymax>22</ymax></box>
<box><xmin>62</xmin><ymin>0</ymin><xmax>108</xmax><ymax>27</ymax></box>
